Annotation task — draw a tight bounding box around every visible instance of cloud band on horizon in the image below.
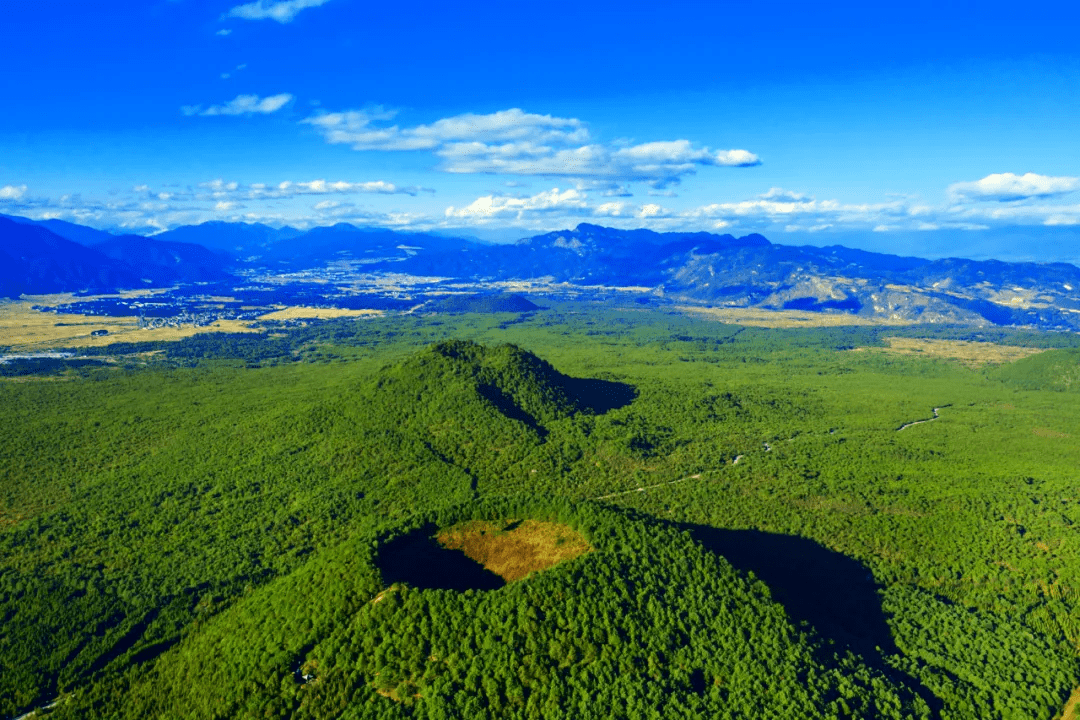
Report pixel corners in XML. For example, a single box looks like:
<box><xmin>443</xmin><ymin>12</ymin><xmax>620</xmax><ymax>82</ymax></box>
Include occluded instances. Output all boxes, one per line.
<box><xmin>302</xmin><ymin>107</ymin><xmax>760</xmax><ymax>189</ymax></box>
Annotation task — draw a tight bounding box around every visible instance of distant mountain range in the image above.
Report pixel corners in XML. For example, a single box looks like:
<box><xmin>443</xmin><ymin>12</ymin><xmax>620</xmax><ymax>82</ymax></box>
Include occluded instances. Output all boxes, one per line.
<box><xmin>3</xmin><ymin>215</ymin><xmax>1080</xmax><ymax>330</ymax></box>
<box><xmin>0</xmin><ymin>215</ymin><xmax>236</xmax><ymax>295</ymax></box>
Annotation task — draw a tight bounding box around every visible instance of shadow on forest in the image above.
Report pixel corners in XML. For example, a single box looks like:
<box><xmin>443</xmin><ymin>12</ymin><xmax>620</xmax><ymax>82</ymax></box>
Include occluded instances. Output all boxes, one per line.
<box><xmin>377</xmin><ymin>525</ymin><xmax>505</xmax><ymax>592</ymax></box>
<box><xmin>477</xmin><ymin>376</ymin><xmax>637</xmax><ymax>437</ymax></box>
<box><xmin>478</xmin><ymin>383</ymin><xmax>548</xmax><ymax>438</ymax></box>
<box><xmin>563</xmin><ymin>377</ymin><xmax>638</xmax><ymax>414</ymax></box>
<box><xmin>681</xmin><ymin>524</ymin><xmax>943</xmax><ymax>717</ymax></box>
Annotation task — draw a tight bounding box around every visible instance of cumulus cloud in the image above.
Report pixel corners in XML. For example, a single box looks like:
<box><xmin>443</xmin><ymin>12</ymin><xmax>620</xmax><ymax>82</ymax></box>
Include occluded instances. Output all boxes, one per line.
<box><xmin>225</xmin><ymin>0</ymin><xmax>333</xmax><ymax>23</ymax></box>
<box><xmin>182</xmin><ymin>93</ymin><xmax>293</xmax><ymax>117</ymax></box>
<box><xmin>303</xmin><ymin>107</ymin><xmax>586</xmax><ymax>151</ymax></box>
<box><xmin>637</xmin><ymin>203</ymin><xmax>672</xmax><ymax>219</ymax></box>
<box><xmin>128</xmin><ymin>178</ymin><xmax>429</xmax><ymax>204</ymax></box>
<box><xmin>303</xmin><ymin>106</ymin><xmax>759</xmax><ymax>188</ymax></box>
<box><xmin>245</xmin><ymin>179</ymin><xmax>432</xmax><ymax>198</ymax></box>
<box><xmin>445</xmin><ymin>188</ymin><xmax>589</xmax><ymax>221</ymax></box>
<box><xmin>949</xmin><ymin>172</ymin><xmax>1080</xmax><ymax>202</ymax></box>
<box><xmin>593</xmin><ymin>201</ymin><xmax>631</xmax><ymax>217</ymax></box>
<box><xmin>760</xmin><ymin>187</ymin><xmax>812</xmax><ymax>202</ymax></box>
<box><xmin>0</xmin><ymin>184</ymin><xmax>27</xmax><ymax>200</ymax></box>
<box><xmin>1045</xmin><ymin>214</ymin><xmax>1080</xmax><ymax>226</ymax></box>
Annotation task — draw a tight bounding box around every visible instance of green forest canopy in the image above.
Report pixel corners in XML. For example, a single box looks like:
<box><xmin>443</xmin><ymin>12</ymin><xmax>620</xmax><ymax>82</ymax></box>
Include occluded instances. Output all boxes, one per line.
<box><xmin>1</xmin><ymin>304</ymin><xmax>1078</xmax><ymax>719</ymax></box>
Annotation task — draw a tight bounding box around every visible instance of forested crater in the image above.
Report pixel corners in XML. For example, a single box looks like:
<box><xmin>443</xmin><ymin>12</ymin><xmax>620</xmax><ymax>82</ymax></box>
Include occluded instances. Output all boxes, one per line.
<box><xmin>378</xmin><ymin>519</ymin><xmax>591</xmax><ymax>591</ymax></box>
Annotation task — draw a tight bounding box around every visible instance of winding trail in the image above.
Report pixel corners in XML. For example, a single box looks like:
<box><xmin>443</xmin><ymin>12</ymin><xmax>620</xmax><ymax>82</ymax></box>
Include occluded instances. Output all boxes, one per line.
<box><xmin>896</xmin><ymin>406</ymin><xmax>948</xmax><ymax>432</ymax></box>
<box><xmin>593</xmin><ymin>404</ymin><xmax>950</xmax><ymax>502</ymax></box>
<box><xmin>593</xmin><ymin>473</ymin><xmax>702</xmax><ymax>500</ymax></box>
<box><xmin>11</xmin><ymin>699</ymin><xmax>59</xmax><ymax>720</ymax></box>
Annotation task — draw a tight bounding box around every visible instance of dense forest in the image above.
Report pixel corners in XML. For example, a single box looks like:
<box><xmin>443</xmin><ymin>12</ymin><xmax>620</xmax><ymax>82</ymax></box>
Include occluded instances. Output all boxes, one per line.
<box><xmin>1</xmin><ymin>303</ymin><xmax>1079</xmax><ymax>718</ymax></box>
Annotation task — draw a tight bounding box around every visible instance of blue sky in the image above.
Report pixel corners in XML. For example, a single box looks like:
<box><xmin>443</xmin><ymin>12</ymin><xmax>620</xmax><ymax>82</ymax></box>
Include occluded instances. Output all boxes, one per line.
<box><xmin>2</xmin><ymin>0</ymin><xmax>1079</xmax><ymax>259</ymax></box>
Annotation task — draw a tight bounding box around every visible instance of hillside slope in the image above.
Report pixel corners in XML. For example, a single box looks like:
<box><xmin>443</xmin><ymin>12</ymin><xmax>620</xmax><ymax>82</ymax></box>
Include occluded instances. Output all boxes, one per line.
<box><xmin>0</xmin><ymin>217</ymin><xmax>145</xmax><ymax>297</ymax></box>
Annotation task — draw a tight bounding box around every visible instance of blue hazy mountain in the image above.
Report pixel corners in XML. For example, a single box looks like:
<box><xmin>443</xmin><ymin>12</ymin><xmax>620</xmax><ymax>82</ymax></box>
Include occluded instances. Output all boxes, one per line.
<box><xmin>91</xmin><ymin>235</ymin><xmax>236</xmax><ymax>284</ymax></box>
<box><xmin>153</xmin><ymin>221</ymin><xmax>303</xmax><ymax>254</ymax></box>
<box><xmin>6</xmin><ymin>216</ymin><xmax>1080</xmax><ymax>329</ymax></box>
<box><xmin>379</xmin><ymin>223</ymin><xmax>1080</xmax><ymax>329</ymax></box>
<box><xmin>256</xmin><ymin>223</ymin><xmax>481</xmax><ymax>269</ymax></box>
<box><xmin>0</xmin><ymin>217</ymin><xmax>145</xmax><ymax>297</ymax></box>
<box><xmin>0</xmin><ymin>218</ymin><xmax>237</xmax><ymax>297</ymax></box>
<box><xmin>0</xmin><ymin>213</ymin><xmax>120</xmax><ymax>246</ymax></box>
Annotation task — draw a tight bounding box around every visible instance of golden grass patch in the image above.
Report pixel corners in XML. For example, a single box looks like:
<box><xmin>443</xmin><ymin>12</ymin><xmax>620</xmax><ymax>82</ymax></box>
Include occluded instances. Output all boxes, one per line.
<box><xmin>1033</xmin><ymin>427</ymin><xmax>1070</xmax><ymax>439</ymax></box>
<box><xmin>854</xmin><ymin>337</ymin><xmax>1046</xmax><ymax>368</ymax></box>
<box><xmin>256</xmin><ymin>306</ymin><xmax>384</xmax><ymax>321</ymax></box>
<box><xmin>436</xmin><ymin>519</ymin><xmax>590</xmax><ymax>582</ymax></box>
<box><xmin>1054</xmin><ymin>687</ymin><xmax>1080</xmax><ymax>720</ymax></box>
<box><xmin>0</xmin><ymin>300</ymin><xmax>260</xmax><ymax>350</ymax></box>
<box><xmin>676</xmin><ymin>305</ymin><xmax>913</xmax><ymax>328</ymax></box>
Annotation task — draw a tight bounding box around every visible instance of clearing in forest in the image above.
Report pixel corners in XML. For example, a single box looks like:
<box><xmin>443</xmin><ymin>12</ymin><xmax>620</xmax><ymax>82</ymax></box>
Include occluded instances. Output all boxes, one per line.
<box><xmin>855</xmin><ymin>337</ymin><xmax>1045</xmax><ymax>367</ymax></box>
<box><xmin>676</xmin><ymin>306</ymin><xmax>912</xmax><ymax>328</ymax></box>
<box><xmin>436</xmin><ymin>519</ymin><xmax>591</xmax><ymax>582</ymax></box>
<box><xmin>256</xmin><ymin>306</ymin><xmax>384</xmax><ymax>321</ymax></box>
<box><xmin>1055</xmin><ymin>687</ymin><xmax>1080</xmax><ymax>720</ymax></box>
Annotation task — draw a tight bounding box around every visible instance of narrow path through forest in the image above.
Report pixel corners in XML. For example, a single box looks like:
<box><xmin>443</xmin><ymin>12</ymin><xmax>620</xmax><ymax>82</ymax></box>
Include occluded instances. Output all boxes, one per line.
<box><xmin>594</xmin><ymin>404</ymin><xmax>950</xmax><ymax>502</ymax></box>
<box><xmin>11</xmin><ymin>698</ymin><xmax>59</xmax><ymax>720</ymax></box>
<box><xmin>593</xmin><ymin>473</ymin><xmax>703</xmax><ymax>500</ymax></box>
<box><xmin>897</xmin><ymin>406</ymin><xmax>946</xmax><ymax>432</ymax></box>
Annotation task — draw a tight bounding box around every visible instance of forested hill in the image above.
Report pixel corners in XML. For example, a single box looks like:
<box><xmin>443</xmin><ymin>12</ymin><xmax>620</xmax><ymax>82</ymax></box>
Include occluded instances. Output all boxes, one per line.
<box><xmin>74</xmin><ymin>497</ymin><xmax>932</xmax><ymax>719</ymax></box>
<box><xmin>993</xmin><ymin>347</ymin><xmax>1080</xmax><ymax>391</ymax></box>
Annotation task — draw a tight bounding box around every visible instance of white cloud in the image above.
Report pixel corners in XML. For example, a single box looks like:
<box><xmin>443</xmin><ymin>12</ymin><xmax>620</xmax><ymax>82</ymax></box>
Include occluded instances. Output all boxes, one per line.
<box><xmin>182</xmin><ymin>93</ymin><xmax>293</xmax><ymax>117</ymax></box>
<box><xmin>245</xmin><ymin>178</ymin><xmax>431</xmax><ymax>198</ymax></box>
<box><xmin>436</xmin><ymin>139</ymin><xmax>758</xmax><ymax>187</ymax></box>
<box><xmin>760</xmin><ymin>187</ymin><xmax>811</xmax><ymax>202</ymax></box>
<box><xmin>949</xmin><ymin>172</ymin><xmax>1080</xmax><ymax>202</ymax></box>
<box><xmin>216</xmin><ymin>28</ymin><xmax>232</xmax><ymax>36</ymax></box>
<box><xmin>638</xmin><ymin>203</ymin><xmax>671</xmax><ymax>218</ymax></box>
<box><xmin>225</xmin><ymin>0</ymin><xmax>333</xmax><ymax>23</ymax></box>
<box><xmin>302</xmin><ymin>107</ymin><xmax>586</xmax><ymax>152</ymax></box>
<box><xmin>445</xmin><ymin>188</ymin><xmax>589</xmax><ymax>222</ymax></box>
<box><xmin>303</xmin><ymin>106</ymin><xmax>759</xmax><ymax>188</ymax></box>
<box><xmin>0</xmin><ymin>184</ymin><xmax>27</xmax><ymax>200</ymax></box>
<box><xmin>593</xmin><ymin>201</ymin><xmax>631</xmax><ymax>217</ymax></box>
<box><xmin>200</xmin><ymin>179</ymin><xmax>240</xmax><ymax>193</ymax></box>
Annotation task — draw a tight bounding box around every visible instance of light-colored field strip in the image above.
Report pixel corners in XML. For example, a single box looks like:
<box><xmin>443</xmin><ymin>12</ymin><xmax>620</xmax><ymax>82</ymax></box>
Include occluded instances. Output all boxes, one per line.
<box><xmin>854</xmin><ymin>337</ymin><xmax>1045</xmax><ymax>367</ymax></box>
<box><xmin>256</xmin><ymin>306</ymin><xmax>384</xmax><ymax>321</ymax></box>
<box><xmin>0</xmin><ymin>300</ymin><xmax>260</xmax><ymax>351</ymax></box>
<box><xmin>1054</xmin><ymin>687</ymin><xmax>1080</xmax><ymax>720</ymax></box>
<box><xmin>676</xmin><ymin>305</ymin><xmax>913</xmax><ymax>328</ymax></box>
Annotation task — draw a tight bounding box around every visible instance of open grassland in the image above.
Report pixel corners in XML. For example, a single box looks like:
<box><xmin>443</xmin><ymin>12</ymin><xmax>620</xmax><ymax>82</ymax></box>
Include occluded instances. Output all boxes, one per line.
<box><xmin>1055</xmin><ymin>687</ymin><xmax>1080</xmax><ymax>720</ymax></box>
<box><xmin>855</xmin><ymin>336</ymin><xmax>1046</xmax><ymax>367</ymax></box>
<box><xmin>676</xmin><ymin>305</ymin><xmax>913</xmax><ymax>328</ymax></box>
<box><xmin>436</xmin><ymin>519</ymin><xmax>591</xmax><ymax>582</ymax></box>
<box><xmin>0</xmin><ymin>300</ymin><xmax>257</xmax><ymax>351</ymax></box>
<box><xmin>256</xmin><ymin>306</ymin><xmax>384</xmax><ymax>321</ymax></box>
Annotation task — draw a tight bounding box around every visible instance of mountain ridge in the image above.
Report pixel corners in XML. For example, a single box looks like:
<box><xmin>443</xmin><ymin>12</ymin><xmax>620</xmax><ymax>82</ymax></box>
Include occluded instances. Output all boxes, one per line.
<box><xmin>4</xmin><ymin>217</ymin><xmax>1080</xmax><ymax>329</ymax></box>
